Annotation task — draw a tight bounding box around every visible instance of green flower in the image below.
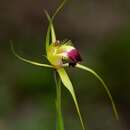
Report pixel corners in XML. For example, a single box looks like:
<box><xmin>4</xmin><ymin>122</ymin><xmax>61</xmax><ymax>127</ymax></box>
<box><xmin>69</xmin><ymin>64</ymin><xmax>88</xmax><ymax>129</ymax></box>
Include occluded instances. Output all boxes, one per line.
<box><xmin>10</xmin><ymin>0</ymin><xmax>119</xmax><ymax>130</ymax></box>
<box><xmin>47</xmin><ymin>40</ymin><xmax>82</xmax><ymax>68</ymax></box>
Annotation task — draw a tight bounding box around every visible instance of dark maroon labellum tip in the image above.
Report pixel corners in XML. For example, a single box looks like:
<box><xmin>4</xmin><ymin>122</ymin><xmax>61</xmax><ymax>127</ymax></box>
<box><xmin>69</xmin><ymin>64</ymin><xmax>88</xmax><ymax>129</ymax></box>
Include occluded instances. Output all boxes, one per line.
<box><xmin>69</xmin><ymin>62</ymin><xmax>76</xmax><ymax>67</ymax></box>
<box><xmin>68</xmin><ymin>49</ymin><xmax>82</xmax><ymax>67</ymax></box>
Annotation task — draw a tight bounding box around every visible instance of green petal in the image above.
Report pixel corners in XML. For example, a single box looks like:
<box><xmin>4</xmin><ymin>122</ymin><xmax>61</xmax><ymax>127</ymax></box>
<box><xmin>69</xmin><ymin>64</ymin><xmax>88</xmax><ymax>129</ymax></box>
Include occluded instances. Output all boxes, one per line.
<box><xmin>52</xmin><ymin>0</ymin><xmax>67</xmax><ymax>20</ymax></box>
<box><xmin>44</xmin><ymin>12</ymin><xmax>50</xmax><ymax>53</ymax></box>
<box><xmin>76</xmin><ymin>64</ymin><xmax>119</xmax><ymax>120</ymax></box>
<box><xmin>57</xmin><ymin>68</ymin><xmax>85</xmax><ymax>130</ymax></box>
<box><xmin>44</xmin><ymin>0</ymin><xmax>67</xmax><ymax>53</ymax></box>
<box><xmin>10</xmin><ymin>41</ymin><xmax>53</xmax><ymax>68</ymax></box>
<box><xmin>44</xmin><ymin>10</ymin><xmax>56</xmax><ymax>50</ymax></box>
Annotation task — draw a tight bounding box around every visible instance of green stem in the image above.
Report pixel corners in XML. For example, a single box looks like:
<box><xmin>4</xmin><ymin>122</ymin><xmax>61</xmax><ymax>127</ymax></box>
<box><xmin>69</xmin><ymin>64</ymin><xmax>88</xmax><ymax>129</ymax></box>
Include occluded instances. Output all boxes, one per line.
<box><xmin>54</xmin><ymin>71</ymin><xmax>64</xmax><ymax>130</ymax></box>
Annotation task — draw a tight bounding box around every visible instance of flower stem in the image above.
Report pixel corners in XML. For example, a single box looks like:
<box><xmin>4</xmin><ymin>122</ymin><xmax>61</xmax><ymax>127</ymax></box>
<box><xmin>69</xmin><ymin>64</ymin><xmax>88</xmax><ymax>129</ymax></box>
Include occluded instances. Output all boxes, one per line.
<box><xmin>54</xmin><ymin>71</ymin><xmax>64</xmax><ymax>130</ymax></box>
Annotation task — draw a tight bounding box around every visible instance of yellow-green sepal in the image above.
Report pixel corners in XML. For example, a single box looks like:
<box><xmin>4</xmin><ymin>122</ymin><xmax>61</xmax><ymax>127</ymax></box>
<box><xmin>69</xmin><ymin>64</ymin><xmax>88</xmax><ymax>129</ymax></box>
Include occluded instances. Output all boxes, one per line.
<box><xmin>44</xmin><ymin>0</ymin><xmax>67</xmax><ymax>54</ymax></box>
<box><xmin>57</xmin><ymin>68</ymin><xmax>85</xmax><ymax>130</ymax></box>
<box><xmin>44</xmin><ymin>10</ymin><xmax>56</xmax><ymax>54</ymax></box>
<box><xmin>76</xmin><ymin>64</ymin><xmax>119</xmax><ymax>120</ymax></box>
<box><xmin>10</xmin><ymin>41</ymin><xmax>53</xmax><ymax>68</ymax></box>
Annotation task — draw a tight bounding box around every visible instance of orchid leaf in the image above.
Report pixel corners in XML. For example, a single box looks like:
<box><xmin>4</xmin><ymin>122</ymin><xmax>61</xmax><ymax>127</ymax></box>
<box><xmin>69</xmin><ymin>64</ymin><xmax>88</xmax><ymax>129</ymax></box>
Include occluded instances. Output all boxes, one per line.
<box><xmin>10</xmin><ymin>41</ymin><xmax>53</xmax><ymax>68</ymax></box>
<box><xmin>76</xmin><ymin>64</ymin><xmax>119</xmax><ymax>120</ymax></box>
<box><xmin>57</xmin><ymin>68</ymin><xmax>85</xmax><ymax>130</ymax></box>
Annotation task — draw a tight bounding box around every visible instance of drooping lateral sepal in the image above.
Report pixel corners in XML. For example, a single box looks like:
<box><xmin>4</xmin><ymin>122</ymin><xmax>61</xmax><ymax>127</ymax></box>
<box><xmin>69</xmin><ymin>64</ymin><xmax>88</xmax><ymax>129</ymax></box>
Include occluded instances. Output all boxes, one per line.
<box><xmin>76</xmin><ymin>63</ymin><xmax>119</xmax><ymax>120</ymax></box>
<box><xmin>57</xmin><ymin>68</ymin><xmax>85</xmax><ymax>130</ymax></box>
<box><xmin>10</xmin><ymin>41</ymin><xmax>53</xmax><ymax>68</ymax></box>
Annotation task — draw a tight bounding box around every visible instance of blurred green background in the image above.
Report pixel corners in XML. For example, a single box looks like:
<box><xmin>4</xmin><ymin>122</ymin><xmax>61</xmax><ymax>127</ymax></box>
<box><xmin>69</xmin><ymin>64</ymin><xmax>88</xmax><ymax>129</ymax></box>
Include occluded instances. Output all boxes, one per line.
<box><xmin>0</xmin><ymin>0</ymin><xmax>130</xmax><ymax>130</ymax></box>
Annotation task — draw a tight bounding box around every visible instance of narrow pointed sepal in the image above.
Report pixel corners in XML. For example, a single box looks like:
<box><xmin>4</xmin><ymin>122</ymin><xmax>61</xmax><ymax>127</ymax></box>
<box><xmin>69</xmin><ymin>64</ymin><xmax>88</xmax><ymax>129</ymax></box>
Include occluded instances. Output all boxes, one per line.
<box><xmin>57</xmin><ymin>68</ymin><xmax>85</xmax><ymax>130</ymax></box>
<box><xmin>52</xmin><ymin>0</ymin><xmax>67</xmax><ymax>20</ymax></box>
<box><xmin>10</xmin><ymin>41</ymin><xmax>53</xmax><ymax>68</ymax></box>
<box><xmin>76</xmin><ymin>63</ymin><xmax>119</xmax><ymax>120</ymax></box>
<box><xmin>44</xmin><ymin>10</ymin><xmax>56</xmax><ymax>46</ymax></box>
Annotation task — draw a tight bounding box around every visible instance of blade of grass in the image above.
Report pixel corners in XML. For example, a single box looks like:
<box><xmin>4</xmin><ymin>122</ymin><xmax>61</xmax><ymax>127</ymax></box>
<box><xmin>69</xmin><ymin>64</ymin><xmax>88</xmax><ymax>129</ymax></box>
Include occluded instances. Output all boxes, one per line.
<box><xmin>76</xmin><ymin>64</ymin><xmax>119</xmax><ymax>120</ymax></box>
<box><xmin>10</xmin><ymin>41</ymin><xmax>53</xmax><ymax>68</ymax></box>
<box><xmin>57</xmin><ymin>68</ymin><xmax>86</xmax><ymax>130</ymax></box>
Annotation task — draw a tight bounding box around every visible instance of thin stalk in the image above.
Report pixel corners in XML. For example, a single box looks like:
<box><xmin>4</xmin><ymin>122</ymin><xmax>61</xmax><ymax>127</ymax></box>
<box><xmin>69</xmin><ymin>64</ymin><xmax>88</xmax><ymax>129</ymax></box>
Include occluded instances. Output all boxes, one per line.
<box><xmin>54</xmin><ymin>71</ymin><xmax>64</xmax><ymax>130</ymax></box>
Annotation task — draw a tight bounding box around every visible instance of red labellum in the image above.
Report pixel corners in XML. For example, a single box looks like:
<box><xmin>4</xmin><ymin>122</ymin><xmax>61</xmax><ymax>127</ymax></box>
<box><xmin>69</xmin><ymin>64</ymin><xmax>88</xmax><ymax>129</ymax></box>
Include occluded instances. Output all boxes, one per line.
<box><xmin>67</xmin><ymin>49</ymin><xmax>82</xmax><ymax>67</ymax></box>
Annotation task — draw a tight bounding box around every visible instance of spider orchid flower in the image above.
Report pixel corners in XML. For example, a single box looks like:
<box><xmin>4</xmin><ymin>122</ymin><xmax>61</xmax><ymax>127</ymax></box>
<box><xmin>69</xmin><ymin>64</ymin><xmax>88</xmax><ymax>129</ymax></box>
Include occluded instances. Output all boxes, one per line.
<box><xmin>47</xmin><ymin>40</ymin><xmax>82</xmax><ymax>68</ymax></box>
<box><xmin>10</xmin><ymin>0</ymin><xmax>119</xmax><ymax>130</ymax></box>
